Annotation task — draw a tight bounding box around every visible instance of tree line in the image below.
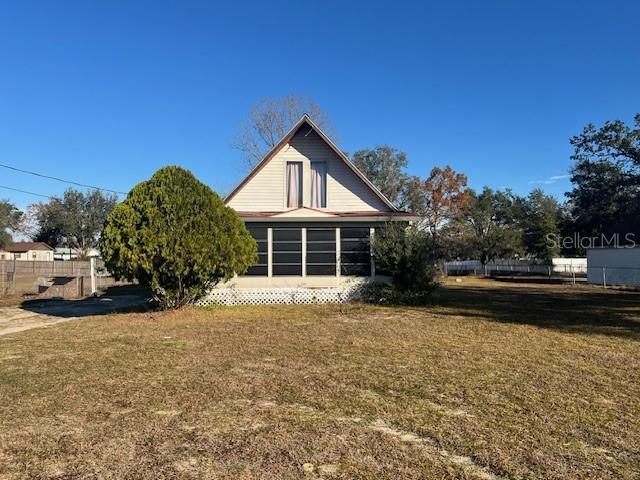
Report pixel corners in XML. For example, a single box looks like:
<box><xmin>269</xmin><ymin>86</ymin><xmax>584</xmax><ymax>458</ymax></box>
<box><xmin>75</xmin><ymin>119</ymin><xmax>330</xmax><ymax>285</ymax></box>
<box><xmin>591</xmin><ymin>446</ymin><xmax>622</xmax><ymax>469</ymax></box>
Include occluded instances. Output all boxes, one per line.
<box><xmin>0</xmin><ymin>189</ymin><xmax>118</xmax><ymax>258</ymax></box>
<box><xmin>353</xmin><ymin>113</ymin><xmax>639</xmax><ymax>263</ymax></box>
<box><xmin>1</xmin><ymin>95</ymin><xmax>638</xmax><ymax>267</ymax></box>
<box><xmin>232</xmin><ymin>96</ymin><xmax>639</xmax><ymax>264</ymax></box>
<box><xmin>354</xmin><ymin>152</ymin><xmax>565</xmax><ymax>263</ymax></box>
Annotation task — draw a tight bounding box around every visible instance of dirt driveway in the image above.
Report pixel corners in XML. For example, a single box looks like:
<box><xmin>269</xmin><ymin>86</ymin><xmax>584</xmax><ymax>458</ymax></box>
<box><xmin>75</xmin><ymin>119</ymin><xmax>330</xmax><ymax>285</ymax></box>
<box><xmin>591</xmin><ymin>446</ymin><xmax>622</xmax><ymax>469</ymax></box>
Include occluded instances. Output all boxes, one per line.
<box><xmin>0</xmin><ymin>293</ymin><xmax>149</xmax><ymax>337</ymax></box>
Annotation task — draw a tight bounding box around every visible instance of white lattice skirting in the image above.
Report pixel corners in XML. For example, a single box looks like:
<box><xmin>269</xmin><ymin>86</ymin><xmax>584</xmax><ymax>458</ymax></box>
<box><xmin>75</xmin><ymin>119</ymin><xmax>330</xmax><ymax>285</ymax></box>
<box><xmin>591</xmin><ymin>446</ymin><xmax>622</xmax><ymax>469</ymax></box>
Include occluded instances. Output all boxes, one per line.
<box><xmin>196</xmin><ymin>284</ymin><xmax>365</xmax><ymax>306</ymax></box>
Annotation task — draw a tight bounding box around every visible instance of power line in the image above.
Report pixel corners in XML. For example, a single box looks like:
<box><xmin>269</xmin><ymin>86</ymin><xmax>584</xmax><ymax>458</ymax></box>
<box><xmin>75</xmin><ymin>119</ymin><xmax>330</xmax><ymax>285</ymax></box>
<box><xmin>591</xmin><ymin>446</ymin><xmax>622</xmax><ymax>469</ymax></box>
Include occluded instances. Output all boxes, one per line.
<box><xmin>0</xmin><ymin>162</ymin><xmax>127</xmax><ymax>195</ymax></box>
<box><xmin>0</xmin><ymin>184</ymin><xmax>55</xmax><ymax>200</ymax></box>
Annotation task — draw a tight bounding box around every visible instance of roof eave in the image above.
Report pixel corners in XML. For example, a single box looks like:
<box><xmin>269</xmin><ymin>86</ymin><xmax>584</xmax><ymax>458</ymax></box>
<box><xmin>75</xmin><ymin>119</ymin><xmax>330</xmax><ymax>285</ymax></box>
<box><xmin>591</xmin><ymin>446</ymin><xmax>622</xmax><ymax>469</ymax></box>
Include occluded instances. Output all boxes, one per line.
<box><xmin>224</xmin><ymin>115</ymin><xmax>312</xmax><ymax>204</ymax></box>
<box><xmin>237</xmin><ymin>213</ymin><xmax>418</xmax><ymax>223</ymax></box>
<box><xmin>224</xmin><ymin>114</ymin><xmax>399</xmax><ymax>212</ymax></box>
<box><xmin>302</xmin><ymin>115</ymin><xmax>398</xmax><ymax>212</ymax></box>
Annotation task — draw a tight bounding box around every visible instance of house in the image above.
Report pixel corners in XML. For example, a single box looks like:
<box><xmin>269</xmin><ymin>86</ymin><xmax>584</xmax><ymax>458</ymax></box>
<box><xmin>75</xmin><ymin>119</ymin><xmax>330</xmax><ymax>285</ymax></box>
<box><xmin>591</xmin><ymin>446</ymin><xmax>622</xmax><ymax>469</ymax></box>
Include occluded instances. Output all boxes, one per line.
<box><xmin>0</xmin><ymin>242</ymin><xmax>54</xmax><ymax>261</ymax></box>
<box><xmin>54</xmin><ymin>247</ymin><xmax>101</xmax><ymax>261</ymax></box>
<box><xmin>206</xmin><ymin>114</ymin><xmax>416</xmax><ymax>303</ymax></box>
<box><xmin>587</xmin><ymin>247</ymin><xmax>640</xmax><ymax>286</ymax></box>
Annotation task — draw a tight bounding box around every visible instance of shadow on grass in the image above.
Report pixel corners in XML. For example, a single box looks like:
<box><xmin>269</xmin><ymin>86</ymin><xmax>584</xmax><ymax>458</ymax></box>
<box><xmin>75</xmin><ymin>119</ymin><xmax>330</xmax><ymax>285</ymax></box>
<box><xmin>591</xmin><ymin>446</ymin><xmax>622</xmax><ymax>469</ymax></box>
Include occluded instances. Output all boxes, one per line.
<box><xmin>18</xmin><ymin>284</ymin><xmax>154</xmax><ymax>318</ymax></box>
<box><xmin>434</xmin><ymin>282</ymin><xmax>640</xmax><ymax>339</ymax></box>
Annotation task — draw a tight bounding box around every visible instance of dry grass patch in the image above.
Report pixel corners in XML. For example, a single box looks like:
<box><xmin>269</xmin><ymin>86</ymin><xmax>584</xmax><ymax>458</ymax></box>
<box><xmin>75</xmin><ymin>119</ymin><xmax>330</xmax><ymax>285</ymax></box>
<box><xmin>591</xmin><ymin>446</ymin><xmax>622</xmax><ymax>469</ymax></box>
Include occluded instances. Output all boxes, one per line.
<box><xmin>1</xmin><ymin>279</ymin><xmax>639</xmax><ymax>479</ymax></box>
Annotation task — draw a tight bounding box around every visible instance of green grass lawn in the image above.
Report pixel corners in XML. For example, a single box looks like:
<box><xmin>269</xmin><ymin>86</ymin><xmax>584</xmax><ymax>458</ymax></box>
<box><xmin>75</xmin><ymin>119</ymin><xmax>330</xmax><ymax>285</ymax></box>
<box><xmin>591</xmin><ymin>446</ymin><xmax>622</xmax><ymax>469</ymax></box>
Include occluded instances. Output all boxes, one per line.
<box><xmin>1</xmin><ymin>279</ymin><xmax>639</xmax><ymax>479</ymax></box>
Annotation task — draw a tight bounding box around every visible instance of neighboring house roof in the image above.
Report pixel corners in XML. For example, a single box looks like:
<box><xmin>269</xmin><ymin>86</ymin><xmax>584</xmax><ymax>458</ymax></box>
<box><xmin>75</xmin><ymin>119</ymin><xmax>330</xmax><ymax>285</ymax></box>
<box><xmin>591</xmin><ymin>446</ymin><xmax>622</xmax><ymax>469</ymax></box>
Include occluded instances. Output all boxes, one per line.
<box><xmin>5</xmin><ymin>242</ymin><xmax>54</xmax><ymax>252</ymax></box>
<box><xmin>224</xmin><ymin>114</ymin><xmax>399</xmax><ymax>211</ymax></box>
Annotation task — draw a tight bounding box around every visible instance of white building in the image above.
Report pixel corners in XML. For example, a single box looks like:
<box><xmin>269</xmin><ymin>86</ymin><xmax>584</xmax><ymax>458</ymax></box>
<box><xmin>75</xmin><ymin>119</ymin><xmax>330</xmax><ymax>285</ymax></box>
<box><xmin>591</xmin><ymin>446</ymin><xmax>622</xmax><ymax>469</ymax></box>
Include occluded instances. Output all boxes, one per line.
<box><xmin>54</xmin><ymin>247</ymin><xmax>101</xmax><ymax>261</ymax></box>
<box><xmin>587</xmin><ymin>247</ymin><xmax>640</xmax><ymax>286</ymax></box>
<box><xmin>551</xmin><ymin>257</ymin><xmax>587</xmax><ymax>274</ymax></box>
<box><xmin>0</xmin><ymin>242</ymin><xmax>54</xmax><ymax>261</ymax></box>
<box><xmin>200</xmin><ymin>115</ymin><xmax>416</xmax><ymax>304</ymax></box>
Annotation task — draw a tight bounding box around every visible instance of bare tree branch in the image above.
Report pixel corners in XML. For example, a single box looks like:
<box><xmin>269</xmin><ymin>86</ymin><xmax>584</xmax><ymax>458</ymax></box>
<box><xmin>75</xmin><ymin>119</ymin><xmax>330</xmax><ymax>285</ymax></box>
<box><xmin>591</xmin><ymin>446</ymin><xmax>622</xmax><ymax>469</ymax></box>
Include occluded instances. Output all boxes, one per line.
<box><xmin>231</xmin><ymin>95</ymin><xmax>336</xmax><ymax>170</ymax></box>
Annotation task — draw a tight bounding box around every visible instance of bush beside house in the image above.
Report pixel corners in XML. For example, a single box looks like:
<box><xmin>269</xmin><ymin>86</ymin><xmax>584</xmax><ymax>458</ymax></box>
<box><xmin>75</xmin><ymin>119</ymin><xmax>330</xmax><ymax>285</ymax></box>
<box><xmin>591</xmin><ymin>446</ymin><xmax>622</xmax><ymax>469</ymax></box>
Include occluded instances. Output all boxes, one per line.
<box><xmin>100</xmin><ymin>166</ymin><xmax>257</xmax><ymax>308</ymax></box>
<box><xmin>364</xmin><ymin>223</ymin><xmax>438</xmax><ymax>305</ymax></box>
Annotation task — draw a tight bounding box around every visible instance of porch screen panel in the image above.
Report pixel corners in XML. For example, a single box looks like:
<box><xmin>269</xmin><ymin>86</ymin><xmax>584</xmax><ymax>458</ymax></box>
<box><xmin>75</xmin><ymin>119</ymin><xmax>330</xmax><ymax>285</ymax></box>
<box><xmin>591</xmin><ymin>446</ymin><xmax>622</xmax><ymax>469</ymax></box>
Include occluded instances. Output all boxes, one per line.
<box><xmin>244</xmin><ymin>226</ymin><xmax>268</xmax><ymax>276</ymax></box>
<box><xmin>306</xmin><ymin>228</ymin><xmax>336</xmax><ymax>275</ymax></box>
<box><xmin>340</xmin><ymin>227</ymin><xmax>370</xmax><ymax>276</ymax></box>
<box><xmin>273</xmin><ymin>228</ymin><xmax>302</xmax><ymax>276</ymax></box>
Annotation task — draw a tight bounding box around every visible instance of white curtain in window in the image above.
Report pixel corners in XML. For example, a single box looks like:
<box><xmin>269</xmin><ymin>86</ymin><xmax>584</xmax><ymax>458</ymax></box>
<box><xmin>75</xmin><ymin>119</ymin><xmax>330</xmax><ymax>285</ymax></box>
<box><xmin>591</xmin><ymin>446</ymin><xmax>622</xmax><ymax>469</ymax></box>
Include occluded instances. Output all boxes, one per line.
<box><xmin>310</xmin><ymin>162</ymin><xmax>327</xmax><ymax>208</ymax></box>
<box><xmin>286</xmin><ymin>162</ymin><xmax>302</xmax><ymax>208</ymax></box>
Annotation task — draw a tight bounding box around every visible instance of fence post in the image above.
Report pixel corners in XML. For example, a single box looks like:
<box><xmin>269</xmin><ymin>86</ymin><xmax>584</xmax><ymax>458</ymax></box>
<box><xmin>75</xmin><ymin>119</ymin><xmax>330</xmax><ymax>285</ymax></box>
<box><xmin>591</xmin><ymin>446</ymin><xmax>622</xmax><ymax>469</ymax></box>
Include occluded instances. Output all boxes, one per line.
<box><xmin>90</xmin><ymin>257</ymin><xmax>97</xmax><ymax>296</ymax></box>
<box><xmin>602</xmin><ymin>267</ymin><xmax>607</xmax><ymax>288</ymax></box>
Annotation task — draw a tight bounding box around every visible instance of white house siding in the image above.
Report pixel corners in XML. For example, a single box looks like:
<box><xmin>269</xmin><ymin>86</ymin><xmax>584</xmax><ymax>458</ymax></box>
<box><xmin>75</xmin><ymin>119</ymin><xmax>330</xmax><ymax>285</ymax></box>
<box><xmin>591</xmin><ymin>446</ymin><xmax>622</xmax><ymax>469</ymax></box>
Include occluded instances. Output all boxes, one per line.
<box><xmin>227</xmin><ymin>126</ymin><xmax>391</xmax><ymax>213</ymax></box>
<box><xmin>587</xmin><ymin>248</ymin><xmax>640</xmax><ymax>286</ymax></box>
<box><xmin>3</xmin><ymin>250</ymin><xmax>54</xmax><ymax>261</ymax></box>
<box><xmin>32</xmin><ymin>250</ymin><xmax>54</xmax><ymax>261</ymax></box>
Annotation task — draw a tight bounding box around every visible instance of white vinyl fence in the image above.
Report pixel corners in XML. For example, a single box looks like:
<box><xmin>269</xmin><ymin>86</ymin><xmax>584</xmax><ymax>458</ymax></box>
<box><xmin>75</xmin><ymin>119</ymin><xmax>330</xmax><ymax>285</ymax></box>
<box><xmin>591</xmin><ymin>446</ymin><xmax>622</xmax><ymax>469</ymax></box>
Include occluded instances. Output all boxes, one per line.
<box><xmin>445</xmin><ymin>260</ymin><xmax>587</xmax><ymax>276</ymax></box>
<box><xmin>445</xmin><ymin>257</ymin><xmax>640</xmax><ymax>287</ymax></box>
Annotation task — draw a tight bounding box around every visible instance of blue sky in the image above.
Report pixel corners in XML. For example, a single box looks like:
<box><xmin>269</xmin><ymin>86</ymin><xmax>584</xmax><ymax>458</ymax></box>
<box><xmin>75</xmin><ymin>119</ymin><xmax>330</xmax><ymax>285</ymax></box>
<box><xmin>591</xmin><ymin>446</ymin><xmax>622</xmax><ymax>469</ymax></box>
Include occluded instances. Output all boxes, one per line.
<box><xmin>0</xmin><ymin>0</ymin><xmax>638</xmax><ymax>210</ymax></box>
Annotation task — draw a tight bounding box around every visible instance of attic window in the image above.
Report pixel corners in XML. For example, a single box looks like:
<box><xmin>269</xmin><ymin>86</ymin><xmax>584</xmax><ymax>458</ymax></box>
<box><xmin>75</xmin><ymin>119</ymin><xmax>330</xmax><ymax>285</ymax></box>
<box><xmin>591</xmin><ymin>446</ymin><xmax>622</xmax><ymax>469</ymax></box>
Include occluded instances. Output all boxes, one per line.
<box><xmin>286</xmin><ymin>162</ymin><xmax>302</xmax><ymax>208</ymax></box>
<box><xmin>310</xmin><ymin>162</ymin><xmax>327</xmax><ymax>208</ymax></box>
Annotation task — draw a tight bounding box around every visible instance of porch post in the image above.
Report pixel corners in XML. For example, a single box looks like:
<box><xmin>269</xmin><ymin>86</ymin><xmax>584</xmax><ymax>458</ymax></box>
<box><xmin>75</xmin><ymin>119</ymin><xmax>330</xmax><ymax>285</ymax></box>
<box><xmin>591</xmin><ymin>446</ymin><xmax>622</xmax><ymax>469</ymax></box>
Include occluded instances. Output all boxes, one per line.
<box><xmin>335</xmin><ymin>227</ymin><xmax>341</xmax><ymax>277</ymax></box>
<box><xmin>370</xmin><ymin>227</ymin><xmax>376</xmax><ymax>277</ymax></box>
<box><xmin>267</xmin><ymin>227</ymin><xmax>273</xmax><ymax>277</ymax></box>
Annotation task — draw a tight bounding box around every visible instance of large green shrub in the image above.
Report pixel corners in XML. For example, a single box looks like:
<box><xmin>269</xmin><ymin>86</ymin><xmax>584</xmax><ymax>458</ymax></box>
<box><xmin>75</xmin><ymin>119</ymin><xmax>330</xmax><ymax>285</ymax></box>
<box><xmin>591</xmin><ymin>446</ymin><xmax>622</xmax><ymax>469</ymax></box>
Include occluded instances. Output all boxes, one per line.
<box><xmin>366</xmin><ymin>223</ymin><xmax>437</xmax><ymax>305</ymax></box>
<box><xmin>100</xmin><ymin>166</ymin><xmax>257</xmax><ymax>308</ymax></box>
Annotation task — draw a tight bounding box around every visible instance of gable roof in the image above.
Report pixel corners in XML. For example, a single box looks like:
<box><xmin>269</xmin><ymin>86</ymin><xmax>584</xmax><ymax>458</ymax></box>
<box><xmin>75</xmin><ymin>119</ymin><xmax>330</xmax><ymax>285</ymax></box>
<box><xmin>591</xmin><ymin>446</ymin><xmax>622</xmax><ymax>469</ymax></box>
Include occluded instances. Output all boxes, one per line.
<box><xmin>224</xmin><ymin>114</ymin><xmax>398</xmax><ymax>211</ymax></box>
<box><xmin>5</xmin><ymin>242</ymin><xmax>53</xmax><ymax>252</ymax></box>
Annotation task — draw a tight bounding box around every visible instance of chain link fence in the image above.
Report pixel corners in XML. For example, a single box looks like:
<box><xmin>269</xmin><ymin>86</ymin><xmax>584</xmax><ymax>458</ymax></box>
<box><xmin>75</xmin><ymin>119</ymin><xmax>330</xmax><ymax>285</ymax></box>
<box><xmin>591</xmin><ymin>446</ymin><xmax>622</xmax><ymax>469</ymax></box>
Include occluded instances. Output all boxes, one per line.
<box><xmin>586</xmin><ymin>266</ymin><xmax>640</xmax><ymax>287</ymax></box>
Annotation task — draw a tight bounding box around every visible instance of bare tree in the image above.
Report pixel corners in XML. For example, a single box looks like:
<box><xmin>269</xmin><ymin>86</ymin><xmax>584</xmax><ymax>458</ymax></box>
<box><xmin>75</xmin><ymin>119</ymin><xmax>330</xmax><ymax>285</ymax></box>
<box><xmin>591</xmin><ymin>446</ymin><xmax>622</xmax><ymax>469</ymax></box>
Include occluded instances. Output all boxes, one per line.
<box><xmin>231</xmin><ymin>95</ymin><xmax>336</xmax><ymax>170</ymax></box>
